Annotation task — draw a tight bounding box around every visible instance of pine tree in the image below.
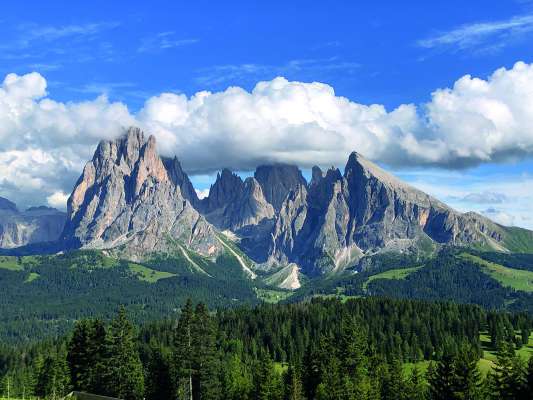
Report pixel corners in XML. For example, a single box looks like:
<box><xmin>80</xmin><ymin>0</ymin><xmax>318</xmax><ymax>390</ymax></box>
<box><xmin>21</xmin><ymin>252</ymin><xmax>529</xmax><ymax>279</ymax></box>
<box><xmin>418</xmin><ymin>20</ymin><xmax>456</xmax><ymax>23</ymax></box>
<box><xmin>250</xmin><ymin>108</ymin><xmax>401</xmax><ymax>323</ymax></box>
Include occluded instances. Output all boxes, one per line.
<box><xmin>489</xmin><ymin>340</ymin><xmax>527</xmax><ymax>400</ymax></box>
<box><xmin>145</xmin><ymin>346</ymin><xmax>173</xmax><ymax>400</ymax></box>
<box><xmin>405</xmin><ymin>366</ymin><xmax>427</xmax><ymax>400</ymax></box>
<box><xmin>527</xmin><ymin>355</ymin><xmax>533</xmax><ymax>399</ymax></box>
<box><xmin>174</xmin><ymin>299</ymin><xmax>195</xmax><ymax>400</ymax></box>
<box><xmin>192</xmin><ymin>302</ymin><xmax>220</xmax><ymax>400</ymax></box>
<box><xmin>427</xmin><ymin>356</ymin><xmax>456</xmax><ymax>400</ymax></box>
<box><xmin>453</xmin><ymin>343</ymin><xmax>482</xmax><ymax>400</ymax></box>
<box><xmin>283</xmin><ymin>363</ymin><xmax>304</xmax><ymax>400</ymax></box>
<box><xmin>67</xmin><ymin>318</ymin><xmax>106</xmax><ymax>394</ymax></box>
<box><xmin>102</xmin><ymin>307</ymin><xmax>145</xmax><ymax>400</ymax></box>
<box><xmin>34</xmin><ymin>351</ymin><xmax>70</xmax><ymax>400</ymax></box>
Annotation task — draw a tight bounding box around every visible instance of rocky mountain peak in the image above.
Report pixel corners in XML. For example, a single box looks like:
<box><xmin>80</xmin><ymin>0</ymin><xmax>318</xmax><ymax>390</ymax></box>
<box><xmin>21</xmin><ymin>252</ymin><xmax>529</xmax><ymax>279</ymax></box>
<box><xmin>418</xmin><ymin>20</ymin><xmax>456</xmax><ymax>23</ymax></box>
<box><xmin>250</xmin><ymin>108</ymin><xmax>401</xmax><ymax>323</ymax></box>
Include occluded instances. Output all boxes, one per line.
<box><xmin>0</xmin><ymin>196</ymin><xmax>65</xmax><ymax>249</ymax></box>
<box><xmin>202</xmin><ymin>168</ymin><xmax>244</xmax><ymax>213</ymax></box>
<box><xmin>162</xmin><ymin>156</ymin><xmax>199</xmax><ymax>208</ymax></box>
<box><xmin>0</xmin><ymin>197</ymin><xmax>18</xmax><ymax>212</ymax></box>
<box><xmin>310</xmin><ymin>166</ymin><xmax>324</xmax><ymax>187</ymax></box>
<box><xmin>62</xmin><ymin>127</ymin><xmax>222</xmax><ymax>259</ymax></box>
<box><xmin>254</xmin><ymin>164</ymin><xmax>307</xmax><ymax>211</ymax></box>
<box><xmin>68</xmin><ymin>127</ymin><xmax>170</xmax><ymax>220</ymax></box>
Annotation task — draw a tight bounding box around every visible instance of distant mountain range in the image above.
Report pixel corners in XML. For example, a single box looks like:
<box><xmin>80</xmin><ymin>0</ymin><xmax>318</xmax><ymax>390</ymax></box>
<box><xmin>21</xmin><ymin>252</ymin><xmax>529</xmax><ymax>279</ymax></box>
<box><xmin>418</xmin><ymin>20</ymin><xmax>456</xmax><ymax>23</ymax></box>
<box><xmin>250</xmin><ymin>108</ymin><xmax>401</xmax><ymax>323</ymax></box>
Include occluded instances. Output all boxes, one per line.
<box><xmin>1</xmin><ymin>127</ymin><xmax>533</xmax><ymax>289</ymax></box>
<box><xmin>0</xmin><ymin>197</ymin><xmax>65</xmax><ymax>249</ymax></box>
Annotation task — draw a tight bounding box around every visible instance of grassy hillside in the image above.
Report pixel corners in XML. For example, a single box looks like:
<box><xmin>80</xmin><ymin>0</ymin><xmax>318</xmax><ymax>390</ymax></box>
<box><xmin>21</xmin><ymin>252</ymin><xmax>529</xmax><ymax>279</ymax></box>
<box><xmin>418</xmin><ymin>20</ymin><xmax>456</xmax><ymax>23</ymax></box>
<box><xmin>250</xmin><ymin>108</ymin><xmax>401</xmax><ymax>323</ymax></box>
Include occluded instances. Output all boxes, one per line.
<box><xmin>289</xmin><ymin>250</ymin><xmax>533</xmax><ymax>312</ymax></box>
<box><xmin>460</xmin><ymin>253</ymin><xmax>533</xmax><ymax>292</ymax></box>
<box><xmin>0</xmin><ymin>249</ymin><xmax>260</xmax><ymax>343</ymax></box>
<box><xmin>503</xmin><ymin>226</ymin><xmax>533</xmax><ymax>253</ymax></box>
<box><xmin>362</xmin><ymin>266</ymin><xmax>421</xmax><ymax>290</ymax></box>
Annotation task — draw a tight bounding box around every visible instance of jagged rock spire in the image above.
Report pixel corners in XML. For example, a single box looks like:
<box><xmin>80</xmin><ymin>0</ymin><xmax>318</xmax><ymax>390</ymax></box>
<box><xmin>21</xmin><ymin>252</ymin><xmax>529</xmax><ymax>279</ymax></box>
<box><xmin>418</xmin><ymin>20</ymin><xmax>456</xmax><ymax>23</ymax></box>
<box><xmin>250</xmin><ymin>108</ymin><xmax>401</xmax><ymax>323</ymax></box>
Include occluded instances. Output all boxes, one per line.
<box><xmin>62</xmin><ymin>127</ymin><xmax>222</xmax><ymax>259</ymax></box>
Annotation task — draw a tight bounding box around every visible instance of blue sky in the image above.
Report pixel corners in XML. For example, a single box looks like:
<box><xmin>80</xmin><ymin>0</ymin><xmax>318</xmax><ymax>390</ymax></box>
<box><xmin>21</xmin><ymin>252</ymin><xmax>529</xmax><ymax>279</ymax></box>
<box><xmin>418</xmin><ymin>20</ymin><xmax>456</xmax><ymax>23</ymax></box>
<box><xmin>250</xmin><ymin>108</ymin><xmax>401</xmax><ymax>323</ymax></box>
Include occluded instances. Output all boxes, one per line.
<box><xmin>0</xmin><ymin>0</ymin><xmax>532</xmax><ymax>228</ymax></box>
<box><xmin>3</xmin><ymin>1</ymin><xmax>533</xmax><ymax>108</ymax></box>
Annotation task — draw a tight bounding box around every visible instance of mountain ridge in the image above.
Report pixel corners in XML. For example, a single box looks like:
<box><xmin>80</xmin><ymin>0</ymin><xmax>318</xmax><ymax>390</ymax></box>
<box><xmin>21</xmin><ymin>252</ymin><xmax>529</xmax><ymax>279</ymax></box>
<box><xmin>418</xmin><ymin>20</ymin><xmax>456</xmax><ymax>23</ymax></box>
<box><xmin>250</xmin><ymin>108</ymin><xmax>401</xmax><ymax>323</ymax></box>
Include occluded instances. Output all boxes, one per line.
<box><xmin>0</xmin><ymin>196</ymin><xmax>65</xmax><ymax>249</ymax></box>
<box><xmin>1</xmin><ymin>126</ymin><xmax>532</xmax><ymax>287</ymax></box>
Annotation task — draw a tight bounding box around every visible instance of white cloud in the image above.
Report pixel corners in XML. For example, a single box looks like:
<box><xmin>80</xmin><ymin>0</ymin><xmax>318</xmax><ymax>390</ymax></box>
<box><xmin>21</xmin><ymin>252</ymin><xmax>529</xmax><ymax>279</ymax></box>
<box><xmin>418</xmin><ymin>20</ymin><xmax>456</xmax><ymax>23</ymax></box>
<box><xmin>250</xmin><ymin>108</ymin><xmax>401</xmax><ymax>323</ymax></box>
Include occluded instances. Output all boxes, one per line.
<box><xmin>0</xmin><ymin>72</ymin><xmax>134</xmax><ymax>208</ymax></box>
<box><xmin>46</xmin><ymin>191</ymin><xmax>69</xmax><ymax>209</ymax></box>
<box><xmin>138</xmin><ymin>32</ymin><xmax>198</xmax><ymax>53</ymax></box>
<box><xmin>142</xmin><ymin>62</ymin><xmax>533</xmax><ymax>172</ymax></box>
<box><xmin>22</xmin><ymin>22</ymin><xmax>121</xmax><ymax>43</ymax></box>
<box><xmin>402</xmin><ymin>170</ymin><xmax>533</xmax><ymax>229</ymax></box>
<box><xmin>460</xmin><ymin>191</ymin><xmax>508</xmax><ymax>204</ymax></box>
<box><xmin>195</xmin><ymin>57</ymin><xmax>360</xmax><ymax>87</ymax></box>
<box><xmin>418</xmin><ymin>14</ymin><xmax>533</xmax><ymax>52</ymax></box>
<box><xmin>1</xmin><ymin>62</ymin><xmax>533</xmax><ymax>218</ymax></box>
<box><xmin>482</xmin><ymin>208</ymin><xmax>516</xmax><ymax>227</ymax></box>
<box><xmin>195</xmin><ymin>188</ymin><xmax>210</xmax><ymax>200</ymax></box>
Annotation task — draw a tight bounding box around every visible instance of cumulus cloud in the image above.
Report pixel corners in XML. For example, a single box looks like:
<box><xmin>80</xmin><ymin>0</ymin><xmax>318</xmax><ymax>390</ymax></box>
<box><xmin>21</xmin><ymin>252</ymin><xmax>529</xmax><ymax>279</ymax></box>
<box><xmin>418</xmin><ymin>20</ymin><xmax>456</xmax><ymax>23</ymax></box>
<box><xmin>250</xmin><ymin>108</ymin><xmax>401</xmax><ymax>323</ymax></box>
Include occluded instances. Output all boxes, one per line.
<box><xmin>0</xmin><ymin>71</ymin><xmax>134</xmax><ymax>208</ymax></box>
<box><xmin>2</xmin><ymin>61</ymin><xmax>533</xmax><ymax>210</ymax></box>
<box><xmin>482</xmin><ymin>207</ymin><xmax>516</xmax><ymax>226</ymax></box>
<box><xmin>140</xmin><ymin>62</ymin><xmax>533</xmax><ymax>172</ymax></box>
<box><xmin>195</xmin><ymin>189</ymin><xmax>210</xmax><ymax>200</ymax></box>
<box><xmin>46</xmin><ymin>191</ymin><xmax>69</xmax><ymax>209</ymax></box>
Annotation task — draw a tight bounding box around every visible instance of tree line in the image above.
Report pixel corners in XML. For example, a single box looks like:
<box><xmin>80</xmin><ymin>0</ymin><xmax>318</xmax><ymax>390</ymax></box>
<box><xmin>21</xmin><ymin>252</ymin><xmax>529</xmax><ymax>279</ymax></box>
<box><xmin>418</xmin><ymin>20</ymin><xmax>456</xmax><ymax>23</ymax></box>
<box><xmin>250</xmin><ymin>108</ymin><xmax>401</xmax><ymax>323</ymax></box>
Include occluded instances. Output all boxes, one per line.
<box><xmin>1</xmin><ymin>297</ymin><xmax>533</xmax><ymax>399</ymax></box>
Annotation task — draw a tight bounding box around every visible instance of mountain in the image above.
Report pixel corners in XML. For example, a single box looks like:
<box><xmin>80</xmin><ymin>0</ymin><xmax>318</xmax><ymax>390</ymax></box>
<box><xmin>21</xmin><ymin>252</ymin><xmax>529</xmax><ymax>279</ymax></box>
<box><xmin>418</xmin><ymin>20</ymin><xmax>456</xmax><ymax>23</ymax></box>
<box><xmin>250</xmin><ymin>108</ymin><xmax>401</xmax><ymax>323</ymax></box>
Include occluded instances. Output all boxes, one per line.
<box><xmin>58</xmin><ymin>126</ymin><xmax>533</xmax><ymax>281</ymax></box>
<box><xmin>2</xmin><ymin>126</ymin><xmax>533</xmax><ymax>341</ymax></box>
<box><xmin>265</xmin><ymin>152</ymin><xmax>525</xmax><ymax>275</ymax></box>
<box><xmin>254</xmin><ymin>164</ymin><xmax>307</xmax><ymax>211</ymax></box>
<box><xmin>62</xmin><ymin>127</ymin><xmax>223</xmax><ymax>261</ymax></box>
<box><xmin>0</xmin><ymin>197</ymin><xmax>65</xmax><ymax>248</ymax></box>
<box><xmin>200</xmin><ymin>169</ymin><xmax>274</xmax><ymax>231</ymax></box>
<box><xmin>162</xmin><ymin>156</ymin><xmax>201</xmax><ymax>209</ymax></box>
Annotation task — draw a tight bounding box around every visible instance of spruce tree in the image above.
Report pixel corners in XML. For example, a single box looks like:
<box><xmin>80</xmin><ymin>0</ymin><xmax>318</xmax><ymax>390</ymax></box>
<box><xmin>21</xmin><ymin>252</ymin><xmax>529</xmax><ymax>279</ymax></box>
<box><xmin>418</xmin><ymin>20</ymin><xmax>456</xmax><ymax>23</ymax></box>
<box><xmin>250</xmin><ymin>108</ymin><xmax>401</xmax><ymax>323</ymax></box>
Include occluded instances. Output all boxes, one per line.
<box><xmin>221</xmin><ymin>354</ymin><xmax>253</xmax><ymax>400</ymax></box>
<box><xmin>338</xmin><ymin>320</ymin><xmax>370</xmax><ymax>398</ymax></box>
<box><xmin>192</xmin><ymin>302</ymin><xmax>220</xmax><ymax>400</ymax></box>
<box><xmin>453</xmin><ymin>343</ymin><xmax>482</xmax><ymax>400</ymax></box>
<box><xmin>35</xmin><ymin>351</ymin><xmax>70</xmax><ymax>400</ymax></box>
<box><xmin>381</xmin><ymin>359</ymin><xmax>406</xmax><ymax>400</ymax></box>
<box><xmin>254</xmin><ymin>350</ymin><xmax>278</xmax><ymax>400</ymax></box>
<box><xmin>174</xmin><ymin>299</ymin><xmax>195</xmax><ymax>400</ymax></box>
<box><xmin>145</xmin><ymin>346</ymin><xmax>173</xmax><ymax>400</ymax></box>
<box><xmin>405</xmin><ymin>366</ymin><xmax>427</xmax><ymax>400</ymax></box>
<box><xmin>315</xmin><ymin>355</ymin><xmax>343</xmax><ymax>400</ymax></box>
<box><xmin>489</xmin><ymin>340</ymin><xmax>527</xmax><ymax>400</ymax></box>
<box><xmin>283</xmin><ymin>364</ymin><xmax>304</xmax><ymax>400</ymax></box>
<box><xmin>427</xmin><ymin>356</ymin><xmax>456</xmax><ymax>400</ymax></box>
<box><xmin>67</xmin><ymin>319</ymin><xmax>106</xmax><ymax>394</ymax></box>
<box><xmin>527</xmin><ymin>355</ymin><xmax>533</xmax><ymax>399</ymax></box>
<box><xmin>102</xmin><ymin>307</ymin><xmax>145</xmax><ymax>400</ymax></box>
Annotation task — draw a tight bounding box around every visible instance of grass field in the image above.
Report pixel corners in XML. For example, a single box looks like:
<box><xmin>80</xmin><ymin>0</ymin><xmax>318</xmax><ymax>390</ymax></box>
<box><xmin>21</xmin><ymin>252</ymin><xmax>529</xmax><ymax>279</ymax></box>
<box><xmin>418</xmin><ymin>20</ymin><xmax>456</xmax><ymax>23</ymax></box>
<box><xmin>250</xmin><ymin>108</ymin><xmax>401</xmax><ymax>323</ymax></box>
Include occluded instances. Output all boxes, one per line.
<box><xmin>255</xmin><ymin>288</ymin><xmax>293</xmax><ymax>303</ymax></box>
<box><xmin>0</xmin><ymin>256</ymin><xmax>23</xmax><ymax>271</ymax></box>
<box><xmin>24</xmin><ymin>272</ymin><xmax>40</xmax><ymax>283</ymax></box>
<box><xmin>461</xmin><ymin>253</ymin><xmax>533</xmax><ymax>292</ymax></box>
<box><xmin>479</xmin><ymin>332</ymin><xmax>533</xmax><ymax>362</ymax></box>
<box><xmin>363</xmin><ymin>266</ymin><xmax>421</xmax><ymax>290</ymax></box>
<box><xmin>128</xmin><ymin>263</ymin><xmax>176</xmax><ymax>283</ymax></box>
<box><xmin>404</xmin><ymin>331</ymin><xmax>533</xmax><ymax>377</ymax></box>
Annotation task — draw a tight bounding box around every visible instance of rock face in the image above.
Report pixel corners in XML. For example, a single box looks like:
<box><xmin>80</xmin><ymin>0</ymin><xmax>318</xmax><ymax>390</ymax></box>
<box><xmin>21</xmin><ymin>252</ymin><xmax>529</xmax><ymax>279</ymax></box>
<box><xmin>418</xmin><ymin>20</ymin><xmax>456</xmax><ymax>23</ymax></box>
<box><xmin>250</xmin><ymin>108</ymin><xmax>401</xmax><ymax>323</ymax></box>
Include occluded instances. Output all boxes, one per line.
<box><xmin>254</xmin><ymin>164</ymin><xmax>307</xmax><ymax>211</ymax></box>
<box><xmin>59</xmin><ymin>126</ymin><xmax>527</xmax><ymax>277</ymax></box>
<box><xmin>199</xmin><ymin>164</ymin><xmax>306</xmax><ymax>232</ymax></box>
<box><xmin>200</xmin><ymin>170</ymin><xmax>274</xmax><ymax>231</ymax></box>
<box><xmin>162</xmin><ymin>157</ymin><xmax>200</xmax><ymax>209</ymax></box>
<box><xmin>266</xmin><ymin>152</ymin><xmax>508</xmax><ymax>275</ymax></box>
<box><xmin>62</xmin><ymin>127</ymin><xmax>222</xmax><ymax>260</ymax></box>
<box><xmin>0</xmin><ymin>199</ymin><xmax>66</xmax><ymax>248</ymax></box>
